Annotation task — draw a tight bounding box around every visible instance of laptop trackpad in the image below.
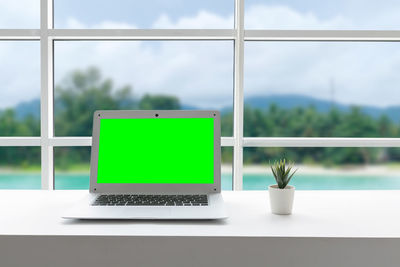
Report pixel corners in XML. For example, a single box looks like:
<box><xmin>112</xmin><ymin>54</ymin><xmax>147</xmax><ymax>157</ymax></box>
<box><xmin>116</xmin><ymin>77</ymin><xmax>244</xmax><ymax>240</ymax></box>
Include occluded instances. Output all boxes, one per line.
<box><xmin>120</xmin><ymin>207</ymin><xmax>173</xmax><ymax>219</ymax></box>
<box><xmin>64</xmin><ymin>206</ymin><xmax>173</xmax><ymax>219</ymax></box>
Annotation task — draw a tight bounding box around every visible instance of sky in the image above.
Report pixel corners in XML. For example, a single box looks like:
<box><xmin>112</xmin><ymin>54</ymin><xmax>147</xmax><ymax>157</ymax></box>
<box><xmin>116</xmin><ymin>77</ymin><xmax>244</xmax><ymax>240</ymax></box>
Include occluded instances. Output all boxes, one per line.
<box><xmin>1</xmin><ymin>0</ymin><xmax>400</xmax><ymax>110</ymax></box>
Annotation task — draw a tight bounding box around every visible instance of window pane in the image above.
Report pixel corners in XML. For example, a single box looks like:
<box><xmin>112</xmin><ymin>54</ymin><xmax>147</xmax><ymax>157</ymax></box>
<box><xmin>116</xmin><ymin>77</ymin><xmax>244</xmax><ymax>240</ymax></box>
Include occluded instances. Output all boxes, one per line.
<box><xmin>54</xmin><ymin>147</ymin><xmax>90</xmax><ymax>190</ymax></box>
<box><xmin>0</xmin><ymin>147</ymin><xmax>40</xmax><ymax>189</ymax></box>
<box><xmin>54</xmin><ymin>41</ymin><xmax>233</xmax><ymax>136</ymax></box>
<box><xmin>222</xmin><ymin>147</ymin><xmax>233</xmax><ymax>190</ymax></box>
<box><xmin>0</xmin><ymin>41</ymin><xmax>40</xmax><ymax>136</ymax></box>
<box><xmin>245</xmin><ymin>0</ymin><xmax>400</xmax><ymax>30</ymax></box>
<box><xmin>244</xmin><ymin>42</ymin><xmax>400</xmax><ymax>137</ymax></box>
<box><xmin>0</xmin><ymin>0</ymin><xmax>39</xmax><ymax>28</ymax></box>
<box><xmin>54</xmin><ymin>0</ymin><xmax>233</xmax><ymax>29</ymax></box>
<box><xmin>244</xmin><ymin>147</ymin><xmax>400</xmax><ymax>190</ymax></box>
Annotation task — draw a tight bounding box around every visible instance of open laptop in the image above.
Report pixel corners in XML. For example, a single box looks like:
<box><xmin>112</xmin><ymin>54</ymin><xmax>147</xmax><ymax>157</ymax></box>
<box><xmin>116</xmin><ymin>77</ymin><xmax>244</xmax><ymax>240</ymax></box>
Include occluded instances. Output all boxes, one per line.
<box><xmin>63</xmin><ymin>110</ymin><xmax>227</xmax><ymax>220</ymax></box>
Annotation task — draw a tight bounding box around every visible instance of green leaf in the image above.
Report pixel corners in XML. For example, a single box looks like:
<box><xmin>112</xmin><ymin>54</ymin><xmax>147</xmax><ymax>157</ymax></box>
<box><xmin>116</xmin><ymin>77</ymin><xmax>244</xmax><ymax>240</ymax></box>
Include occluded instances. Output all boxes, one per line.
<box><xmin>269</xmin><ymin>158</ymin><xmax>297</xmax><ymax>189</ymax></box>
<box><xmin>286</xmin><ymin>168</ymin><xmax>298</xmax><ymax>187</ymax></box>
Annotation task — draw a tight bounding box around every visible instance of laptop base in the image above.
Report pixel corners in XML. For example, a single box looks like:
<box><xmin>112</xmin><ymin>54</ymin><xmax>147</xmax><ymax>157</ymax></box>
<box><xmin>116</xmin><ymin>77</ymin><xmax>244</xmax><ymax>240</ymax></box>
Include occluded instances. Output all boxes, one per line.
<box><xmin>63</xmin><ymin>193</ymin><xmax>227</xmax><ymax>220</ymax></box>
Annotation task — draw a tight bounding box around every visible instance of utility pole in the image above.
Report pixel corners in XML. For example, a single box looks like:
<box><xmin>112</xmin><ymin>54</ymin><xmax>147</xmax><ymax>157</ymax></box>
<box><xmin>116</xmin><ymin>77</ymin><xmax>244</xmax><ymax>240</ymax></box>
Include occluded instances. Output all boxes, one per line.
<box><xmin>329</xmin><ymin>78</ymin><xmax>335</xmax><ymax>109</ymax></box>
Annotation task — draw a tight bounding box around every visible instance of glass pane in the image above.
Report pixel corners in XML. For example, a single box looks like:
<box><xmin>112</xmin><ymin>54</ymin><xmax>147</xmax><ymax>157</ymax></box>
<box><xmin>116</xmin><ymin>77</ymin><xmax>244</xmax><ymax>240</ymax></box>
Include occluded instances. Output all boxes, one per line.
<box><xmin>54</xmin><ymin>0</ymin><xmax>233</xmax><ymax>29</ymax></box>
<box><xmin>54</xmin><ymin>147</ymin><xmax>91</xmax><ymax>190</ymax></box>
<box><xmin>244</xmin><ymin>147</ymin><xmax>400</xmax><ymax>190</ymax></box>
<box><xmin>0</xmin><ymin>41</ymin><xmax>40</xmax><ymax>136</ymax></box>
<box><xmin>244</xmin><ymin>42</ymin><xmax>400</xmax><ymax>137</ymax></box>
<box><xmin>222</xmin><ymin>147</ymin><xmax>233</xmax><ymax>190</ymax></box>
<box><xmin>245</xmin><ymin>0</ymin><xmax>400</xmax><ymax>30</ymax></box>
<box><xmin>0</xmin><ymin>0</ymin><xmax>39</xmax><ymax>28</ymax></box>
<box><xmin>54</xmin><ymin>41</ymin><xmax>233</xmax><ymax>136</ymax></box>
<box><xmin>0</xmin><ymin>147</ymin><xmax>40</xmax><ymax>189</ymax></box>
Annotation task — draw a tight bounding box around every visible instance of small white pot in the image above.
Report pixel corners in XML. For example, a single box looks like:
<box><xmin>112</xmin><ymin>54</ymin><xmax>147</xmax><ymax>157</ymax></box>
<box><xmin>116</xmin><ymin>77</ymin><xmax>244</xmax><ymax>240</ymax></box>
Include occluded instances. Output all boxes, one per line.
<box><xmin>268</xmin><ymin>185</ymin><xmax>295</xmax><ymax>215</ymax></box>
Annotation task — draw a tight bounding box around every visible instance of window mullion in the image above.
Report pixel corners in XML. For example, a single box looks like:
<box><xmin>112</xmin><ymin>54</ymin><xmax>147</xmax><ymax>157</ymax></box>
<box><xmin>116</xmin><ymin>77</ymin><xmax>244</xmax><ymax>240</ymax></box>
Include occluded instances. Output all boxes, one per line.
<box><xmin>233</xmin><ymin>0</ymin><xmax>245</xmax><ymax>191</ymax></box>
<box><xmin>40</xmin><ymin>0</ymin><xmax>54</xmax><ymax>190</ymax></box>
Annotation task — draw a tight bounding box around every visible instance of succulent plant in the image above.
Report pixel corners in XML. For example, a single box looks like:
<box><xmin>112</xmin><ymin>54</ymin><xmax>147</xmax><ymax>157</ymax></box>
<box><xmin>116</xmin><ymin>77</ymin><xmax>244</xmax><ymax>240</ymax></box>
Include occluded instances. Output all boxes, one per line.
<box><xmin>270</xmin><ymin>158</ymin><xmax>297</xmax><ymax>189</ymax></box>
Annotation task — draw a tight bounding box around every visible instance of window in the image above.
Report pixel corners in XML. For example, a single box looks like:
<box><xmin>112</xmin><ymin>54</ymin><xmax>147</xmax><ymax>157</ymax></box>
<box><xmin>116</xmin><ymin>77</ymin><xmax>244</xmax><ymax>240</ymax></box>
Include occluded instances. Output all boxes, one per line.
<box><xmin>0</xmin><ymin>41</ymin><xmax>40</xmax><ymax>136</ymax></box>
<box><xmin>244</xmin><ymin>42</ymin><xmax>400</xmax><ymax>138</ymax></box>
<box><xmin>1</xmin><ymin>0</ymin><xmax>399</xmax><ymax>190</ymax></box>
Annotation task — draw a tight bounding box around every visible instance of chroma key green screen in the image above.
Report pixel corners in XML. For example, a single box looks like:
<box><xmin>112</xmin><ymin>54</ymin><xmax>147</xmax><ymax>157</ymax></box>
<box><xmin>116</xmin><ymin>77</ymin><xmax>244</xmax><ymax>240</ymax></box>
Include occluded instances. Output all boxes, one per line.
<box><xmin>97</xmin><ymin>118</ymin><xmax>214</xmax><ymax>184</ymax></box>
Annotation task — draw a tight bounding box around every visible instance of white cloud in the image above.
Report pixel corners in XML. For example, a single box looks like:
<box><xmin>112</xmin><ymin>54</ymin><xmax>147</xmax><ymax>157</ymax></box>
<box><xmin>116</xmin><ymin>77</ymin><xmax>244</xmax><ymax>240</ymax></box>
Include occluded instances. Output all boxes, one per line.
<box><xmin>245</xmin><ymin>4</ymin><xmax>351</xmax><ymax>29</ymax></box>
<box><xmin>66</xmin><ymin>17</ymin><xmax>137</xmax><ymax>29</ymax></box>
<box><xmin>0</xmin><ymin>42</ymin><xmax>40</xmax><ymax>109</ymax></box>
<box><xmin>0</xmin><ymin>0</ymin><xmax>39</xmax><ymax>28</ymax></box>
<box><xmin>152</xmin><ymin>10</ymin><xmax>233</xmax><ymax>29</ymax></box>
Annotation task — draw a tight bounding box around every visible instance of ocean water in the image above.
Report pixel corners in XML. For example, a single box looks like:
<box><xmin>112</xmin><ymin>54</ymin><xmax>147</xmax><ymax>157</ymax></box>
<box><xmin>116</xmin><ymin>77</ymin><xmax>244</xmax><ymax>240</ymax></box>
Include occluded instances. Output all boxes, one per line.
<box><xmin>1</xmin><ymin>173</ymin><xmax>400</xmax><ymax>190</ymax></box>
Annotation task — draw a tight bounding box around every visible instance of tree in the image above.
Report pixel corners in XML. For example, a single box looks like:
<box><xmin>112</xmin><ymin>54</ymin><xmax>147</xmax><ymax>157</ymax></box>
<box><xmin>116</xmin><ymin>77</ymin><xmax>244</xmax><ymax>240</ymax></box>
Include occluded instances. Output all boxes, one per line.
<box><xmin>139</xmin><ymin>94</ymin><xmax>180</xmax><ymax>110</ymax></box>
<box><xmin>0</xmin><ymin>109</ymin><xmax>39</xmax><ymax>136</ymax></box>
<box><xmin>54</xmin><ymin>67</ymin><xmax>136</xmax><ymax>136</ymax></box>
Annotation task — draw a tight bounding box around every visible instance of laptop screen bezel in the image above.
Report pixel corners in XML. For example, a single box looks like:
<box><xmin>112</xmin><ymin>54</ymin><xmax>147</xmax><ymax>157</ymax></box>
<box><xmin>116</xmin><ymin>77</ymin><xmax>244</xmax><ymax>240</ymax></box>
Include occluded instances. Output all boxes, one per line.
<box><xmin>89</xmin><ymin>110</ymin><xmax>221</xmax><ymax>194</ymax></box>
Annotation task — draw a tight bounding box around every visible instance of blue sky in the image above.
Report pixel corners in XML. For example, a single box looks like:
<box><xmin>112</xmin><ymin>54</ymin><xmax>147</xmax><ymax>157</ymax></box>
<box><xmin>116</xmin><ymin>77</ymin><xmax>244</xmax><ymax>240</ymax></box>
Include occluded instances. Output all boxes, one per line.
<box><xmin>1</xmin><ymin>0</ymin><xmax>400</xmax><ymax>110</ymax></box>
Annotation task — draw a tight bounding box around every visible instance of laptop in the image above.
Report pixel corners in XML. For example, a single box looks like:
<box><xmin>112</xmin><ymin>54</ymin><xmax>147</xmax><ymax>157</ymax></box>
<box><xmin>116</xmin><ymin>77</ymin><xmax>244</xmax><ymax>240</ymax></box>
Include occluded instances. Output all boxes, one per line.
<box><xmin>63</xmin><ymin>110</ymin><xmax>227</xmax><ymax>220</ymax></box>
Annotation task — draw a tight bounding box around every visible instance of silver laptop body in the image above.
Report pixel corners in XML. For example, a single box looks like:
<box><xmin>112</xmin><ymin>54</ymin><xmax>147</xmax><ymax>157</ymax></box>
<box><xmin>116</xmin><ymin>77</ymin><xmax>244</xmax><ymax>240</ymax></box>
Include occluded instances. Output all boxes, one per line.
<box><xmin>63</xmin><ymin>110</ymin><xmax>227</xmax><ymax>220</ymax></box>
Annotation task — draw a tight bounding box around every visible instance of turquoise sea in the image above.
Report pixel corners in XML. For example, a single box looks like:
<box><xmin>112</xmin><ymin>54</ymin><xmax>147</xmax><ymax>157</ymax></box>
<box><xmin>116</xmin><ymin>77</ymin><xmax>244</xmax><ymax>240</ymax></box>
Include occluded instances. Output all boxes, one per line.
<box><xmin>1</xmin><ymin>173</ymin><xmax>400</xmax><ymax>190</ymax></box>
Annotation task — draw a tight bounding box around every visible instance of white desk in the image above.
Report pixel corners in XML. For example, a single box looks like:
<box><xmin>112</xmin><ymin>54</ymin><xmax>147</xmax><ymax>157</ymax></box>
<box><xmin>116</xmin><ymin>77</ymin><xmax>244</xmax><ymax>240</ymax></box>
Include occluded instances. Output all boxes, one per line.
<box><xmin>0</xmin><ymin>190</ymin><xmax>400</xmax><ymax>267</ymax></box>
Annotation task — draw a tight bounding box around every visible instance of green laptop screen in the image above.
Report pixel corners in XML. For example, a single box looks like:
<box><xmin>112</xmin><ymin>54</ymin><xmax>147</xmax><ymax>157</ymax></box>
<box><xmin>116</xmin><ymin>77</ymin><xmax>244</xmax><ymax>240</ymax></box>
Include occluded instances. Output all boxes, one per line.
<box><xmin>97</xmin><ymin>117</ymin><xmax>214</xmax><ymax>184</ymax></box>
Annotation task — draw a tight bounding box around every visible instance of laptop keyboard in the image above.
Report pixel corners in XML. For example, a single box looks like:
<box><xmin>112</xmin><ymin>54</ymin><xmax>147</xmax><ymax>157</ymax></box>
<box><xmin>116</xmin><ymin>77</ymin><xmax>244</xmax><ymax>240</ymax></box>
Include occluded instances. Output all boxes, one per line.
<box><xmin>92</xmin><ymin>194</ymin><xmax>208</xmax><ymax>206</ymax></box>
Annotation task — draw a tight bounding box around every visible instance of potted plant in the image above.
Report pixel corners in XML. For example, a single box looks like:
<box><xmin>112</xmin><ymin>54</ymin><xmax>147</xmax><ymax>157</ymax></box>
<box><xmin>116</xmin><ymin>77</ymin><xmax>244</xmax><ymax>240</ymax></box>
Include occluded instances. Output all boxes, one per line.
<box><xmin>269</xmin><ymin>159</ymin><xmax>297</xmax><ymax>215</ymax></box>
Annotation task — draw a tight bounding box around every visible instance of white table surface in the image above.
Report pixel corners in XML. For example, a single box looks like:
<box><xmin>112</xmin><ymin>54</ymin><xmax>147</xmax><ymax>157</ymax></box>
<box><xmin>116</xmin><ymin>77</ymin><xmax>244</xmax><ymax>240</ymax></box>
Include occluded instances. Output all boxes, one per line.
<box><xmin>1</xmin><ymin>190</ymin><xmax>400</xmax><ymax>238</ymax></box>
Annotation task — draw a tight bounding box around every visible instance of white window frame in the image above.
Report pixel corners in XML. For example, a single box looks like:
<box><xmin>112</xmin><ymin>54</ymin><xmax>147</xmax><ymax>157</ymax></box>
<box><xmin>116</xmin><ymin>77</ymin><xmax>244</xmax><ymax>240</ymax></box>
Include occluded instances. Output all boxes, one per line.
<box><xmin>1</xmin><ymin>0</ymin><xmax>400</xmax><ymax>190</ymax></box>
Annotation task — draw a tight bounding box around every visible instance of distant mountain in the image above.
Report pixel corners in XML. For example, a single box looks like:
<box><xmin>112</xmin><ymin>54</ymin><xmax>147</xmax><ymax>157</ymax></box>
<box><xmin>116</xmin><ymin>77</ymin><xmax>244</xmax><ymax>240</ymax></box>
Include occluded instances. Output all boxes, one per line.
<box><xmin>245</xmin><ymin>94</ymin><xmax>400</xmax><ymax>123</ymax></box>
<box><xmin>245</xmin><ymin>94</ymin><xmax>346</xmax><ymax>112</ymax></box>
<box><xmin>3</xmin><ymin>94</ymin><xmax>400</xmax><ymax>123</ymax></box>
<box><xmin>181</xmin><ymin>104</ymin><xmax>199</xmax><ymax>110</ymax></box>
<box><xmin>0</xmin><ymin>98</ymin><xmax>41</xmax><ymax>120</ymax></box>
<box><xmin>15</xmin><ymin>99</ymin><xmax>40</xmax><ymax>119</ymax></box>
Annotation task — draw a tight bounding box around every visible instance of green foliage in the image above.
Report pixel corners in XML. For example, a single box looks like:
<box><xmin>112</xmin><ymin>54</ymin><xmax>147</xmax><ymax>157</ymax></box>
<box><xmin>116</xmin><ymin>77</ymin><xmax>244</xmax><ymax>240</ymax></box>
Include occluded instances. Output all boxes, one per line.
<box><xmin>270</xmin><ymin>159</ymin><xmax>297</xmax><ymax>189</ymax></box>
<box><xmin>0</xmin><ymin>109</ymin><xmax>39</xmax><ymax>136</ymax></box>
<box><xmin>139</xmin><ymin>94</ymin><xmax>180</xmax><ymax>110</ymax></box>
<box><xmin>54</xmin><ymin>67</ymin><xmax>137</xmax><ymax>136</ymax></box>
<box><xmin>221</xmin><ymin>147</ymin><xmax>233</xmax><ymax>164</ymax></box>
<box><xmin>54</xmin><ymin>147</ymin><xmax>90</xmax><ymax>171</ymax></box>
<box><xmin>220</xmin><ymin>110</ymin><xmax>233</xmax><ymax>137</ymax></box>
<box><xmin>242</xmin><ymin>104</ymin><xmax>400</xmax><ymax>166</ymax></box>
<box><xmin>0</xmin><ymin>147</ymin><xmax>40</xmax><ymax>168</ymax></box>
